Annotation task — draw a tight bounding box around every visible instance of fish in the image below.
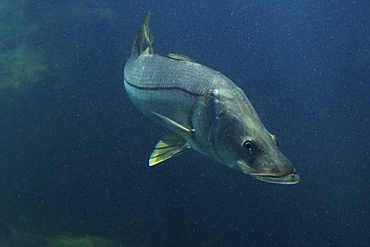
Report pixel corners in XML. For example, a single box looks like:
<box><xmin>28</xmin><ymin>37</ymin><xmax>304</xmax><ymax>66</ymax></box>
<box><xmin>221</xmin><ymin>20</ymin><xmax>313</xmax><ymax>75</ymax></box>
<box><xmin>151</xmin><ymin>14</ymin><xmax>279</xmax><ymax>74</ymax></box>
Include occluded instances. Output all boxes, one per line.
<box><xmin>123</xmin><ymin>13</ymin><xmax>300</xmax><ymax>184</ymax></box>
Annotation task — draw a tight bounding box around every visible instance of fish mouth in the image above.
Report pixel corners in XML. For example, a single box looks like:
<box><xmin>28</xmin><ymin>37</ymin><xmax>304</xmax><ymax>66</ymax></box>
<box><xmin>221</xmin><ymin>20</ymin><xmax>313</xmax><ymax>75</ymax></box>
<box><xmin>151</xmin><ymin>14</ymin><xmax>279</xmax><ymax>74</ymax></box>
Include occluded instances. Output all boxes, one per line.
<box><xmin>253</xmin><ymin>172</ymin><xmax>300</xmax><ymax>185</ymax></box>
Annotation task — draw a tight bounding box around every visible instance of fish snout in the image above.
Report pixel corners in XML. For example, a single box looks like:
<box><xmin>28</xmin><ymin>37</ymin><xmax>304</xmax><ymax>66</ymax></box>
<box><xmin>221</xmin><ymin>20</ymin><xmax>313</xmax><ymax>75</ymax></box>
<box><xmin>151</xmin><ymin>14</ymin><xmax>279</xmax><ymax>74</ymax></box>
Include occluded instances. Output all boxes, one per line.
<box><xmin>250</xmin><ymin>156</ymin><xmax>300</xmax><ymax>184</ymax></box>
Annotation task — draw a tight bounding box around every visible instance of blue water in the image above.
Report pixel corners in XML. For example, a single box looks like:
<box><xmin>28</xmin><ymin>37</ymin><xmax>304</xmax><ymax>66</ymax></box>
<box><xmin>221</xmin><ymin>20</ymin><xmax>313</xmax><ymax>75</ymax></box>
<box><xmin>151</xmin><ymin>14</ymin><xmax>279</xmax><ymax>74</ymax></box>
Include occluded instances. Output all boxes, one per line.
<box><xmin>0</xmin><ymin>0</ymin><xmax>369</xmax><ymax>246</ymax></box>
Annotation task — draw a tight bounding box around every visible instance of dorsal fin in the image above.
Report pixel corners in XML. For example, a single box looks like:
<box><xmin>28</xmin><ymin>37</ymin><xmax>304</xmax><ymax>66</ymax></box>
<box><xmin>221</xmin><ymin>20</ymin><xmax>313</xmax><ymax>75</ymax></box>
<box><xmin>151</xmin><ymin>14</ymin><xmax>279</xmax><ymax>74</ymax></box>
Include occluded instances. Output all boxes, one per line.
<box><xmin>132</xmin><ymin>12</ymin><xmax>154</xmax><ymax>57</ymax></box>
<box><xmin>167</xmin><ymin>53</ymin><xmax>196</xmax><ymax>63</ymax></box>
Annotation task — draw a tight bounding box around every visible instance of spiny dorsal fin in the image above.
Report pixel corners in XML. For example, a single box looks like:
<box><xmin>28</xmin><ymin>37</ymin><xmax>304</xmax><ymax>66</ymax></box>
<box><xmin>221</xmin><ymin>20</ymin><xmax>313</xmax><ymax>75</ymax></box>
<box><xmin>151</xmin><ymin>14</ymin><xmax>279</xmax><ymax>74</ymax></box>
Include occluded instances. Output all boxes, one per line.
<box><xmin>141</xmin><ymin>47</ymin><xmax>151</xmax><ymax>56</ymax></box>
<box><xmin>142</xmin><ymin>21</ymin><xmax>154</xmax><ymax>55</ymax></box>
<box><xmin>168</xmin><ymin>53</ymin><xmax>196</xmax><ymax>63</ymax></box>
<box><xmin>132</xmin><ymin>12</ymin><xmax>155</xmax><ymax>57</ymax></box>
<box><xmin>149</xmin><ymin>133</ymin><xmax>190</xmax><ymax>166</ymax></box>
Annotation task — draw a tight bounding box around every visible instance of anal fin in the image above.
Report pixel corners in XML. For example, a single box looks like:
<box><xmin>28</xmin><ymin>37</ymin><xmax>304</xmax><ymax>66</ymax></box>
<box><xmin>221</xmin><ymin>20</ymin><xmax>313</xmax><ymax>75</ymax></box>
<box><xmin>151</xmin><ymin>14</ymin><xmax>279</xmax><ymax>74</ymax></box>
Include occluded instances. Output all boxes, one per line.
<box><xmin>149</xmin><ymin>133</ymin><xmax>190</xmax><ymax>166</ymax></box>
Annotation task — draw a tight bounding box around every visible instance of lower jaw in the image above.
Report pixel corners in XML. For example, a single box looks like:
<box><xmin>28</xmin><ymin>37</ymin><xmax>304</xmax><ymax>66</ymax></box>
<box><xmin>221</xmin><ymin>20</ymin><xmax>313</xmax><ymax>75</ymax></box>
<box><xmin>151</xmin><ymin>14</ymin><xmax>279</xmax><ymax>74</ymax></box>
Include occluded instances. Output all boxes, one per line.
<box><xmin>254</xmin><ymin>173</ymin><xmax>300</xmax><ymax>184</ymax></box>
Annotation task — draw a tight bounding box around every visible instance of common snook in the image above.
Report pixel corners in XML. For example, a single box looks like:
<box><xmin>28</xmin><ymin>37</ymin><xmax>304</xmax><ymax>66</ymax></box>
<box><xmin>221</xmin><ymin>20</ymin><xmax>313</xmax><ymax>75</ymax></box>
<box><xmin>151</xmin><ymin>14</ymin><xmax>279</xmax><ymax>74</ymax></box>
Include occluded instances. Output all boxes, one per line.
<box><xmin>124</xmin><ymin>13</ymin><xmax>299</xmax><ymax>184</ymax></box>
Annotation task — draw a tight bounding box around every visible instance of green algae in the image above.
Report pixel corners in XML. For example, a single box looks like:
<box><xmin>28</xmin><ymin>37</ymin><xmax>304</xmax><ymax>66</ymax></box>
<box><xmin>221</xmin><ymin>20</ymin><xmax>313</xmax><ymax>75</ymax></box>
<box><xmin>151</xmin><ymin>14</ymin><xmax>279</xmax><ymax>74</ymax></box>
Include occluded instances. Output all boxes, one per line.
<box><xmin>0</xmin><ymin>227</ymin><xmax>126</xmax><ymax>247</ymax></box>
<box><xmin>55</xmin><ymin>235</ymin><xmax>120</xmax><ymax>247</ymax></box>
<box><xmin>0</xmin><ymin>43</ymin><xmax>47</xmax><ymax>93</ymax></box>
<box><xmin>0</xmin><ymin>1</ymin><xmax>48</xmax><ymax>94</ymax></box>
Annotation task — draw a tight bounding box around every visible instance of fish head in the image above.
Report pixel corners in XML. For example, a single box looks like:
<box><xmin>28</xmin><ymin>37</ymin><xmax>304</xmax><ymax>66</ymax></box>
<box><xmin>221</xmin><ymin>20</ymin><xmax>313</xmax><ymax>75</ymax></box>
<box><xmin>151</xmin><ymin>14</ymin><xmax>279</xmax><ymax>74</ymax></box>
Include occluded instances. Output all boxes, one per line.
<box><xmin>211</xmin><ymin>114</ymin><xmax>299</xmax><ymax>184</ymax></box>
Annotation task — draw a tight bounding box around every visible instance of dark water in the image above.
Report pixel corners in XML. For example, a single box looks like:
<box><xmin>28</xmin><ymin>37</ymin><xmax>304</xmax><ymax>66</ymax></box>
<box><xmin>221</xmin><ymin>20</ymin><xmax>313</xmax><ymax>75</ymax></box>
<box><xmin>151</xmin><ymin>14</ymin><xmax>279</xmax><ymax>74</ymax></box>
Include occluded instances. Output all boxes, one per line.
<box><xmin>0</xmin><ymin>0</ymin><xmax>369</xmax><ymax>246</ymax></box>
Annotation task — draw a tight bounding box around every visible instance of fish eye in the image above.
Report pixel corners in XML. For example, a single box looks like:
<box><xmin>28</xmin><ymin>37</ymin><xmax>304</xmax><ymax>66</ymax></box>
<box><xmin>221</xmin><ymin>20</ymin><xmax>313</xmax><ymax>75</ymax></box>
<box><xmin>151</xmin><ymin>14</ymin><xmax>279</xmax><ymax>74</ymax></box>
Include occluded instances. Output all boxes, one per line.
<box><xmin>242</xmin><ymin>140</ymin><xmax>254</xmax><ymax>153</ymax></box>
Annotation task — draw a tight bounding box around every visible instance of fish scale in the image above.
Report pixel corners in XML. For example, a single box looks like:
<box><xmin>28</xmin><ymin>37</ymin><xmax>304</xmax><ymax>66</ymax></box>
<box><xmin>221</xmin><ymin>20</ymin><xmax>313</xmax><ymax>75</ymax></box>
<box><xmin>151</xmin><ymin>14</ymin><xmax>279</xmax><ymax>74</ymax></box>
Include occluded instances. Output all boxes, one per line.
<box><xmin>125</xmin><ymin>54</ymin><xmax>233</xmax><ymax>96</ymax></box>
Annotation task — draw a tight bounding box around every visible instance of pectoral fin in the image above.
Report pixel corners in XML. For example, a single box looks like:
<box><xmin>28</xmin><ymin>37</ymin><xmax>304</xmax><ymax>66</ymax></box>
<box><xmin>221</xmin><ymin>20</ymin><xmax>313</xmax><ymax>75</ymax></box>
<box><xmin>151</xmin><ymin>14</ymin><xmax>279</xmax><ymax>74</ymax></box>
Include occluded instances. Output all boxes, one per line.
<box><xmin>149</xmin><ymin>133</ymin><xmax>190</xmax><ymax>166</ymax></box>
<box><xmin>151</xmin><ymin>111</ymin><xmax>193</xmax><ymax>136</ymax></box>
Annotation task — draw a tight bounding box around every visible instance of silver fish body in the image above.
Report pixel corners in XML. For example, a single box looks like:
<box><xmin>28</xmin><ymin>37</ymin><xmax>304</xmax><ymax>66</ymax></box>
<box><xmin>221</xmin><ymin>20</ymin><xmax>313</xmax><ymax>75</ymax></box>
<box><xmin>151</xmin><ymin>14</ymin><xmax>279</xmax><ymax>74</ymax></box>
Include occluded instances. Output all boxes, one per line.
<box><xmin>124</xmin><ymin>13</ymin><xmax>299</xmax><ymax>184</ymax></box>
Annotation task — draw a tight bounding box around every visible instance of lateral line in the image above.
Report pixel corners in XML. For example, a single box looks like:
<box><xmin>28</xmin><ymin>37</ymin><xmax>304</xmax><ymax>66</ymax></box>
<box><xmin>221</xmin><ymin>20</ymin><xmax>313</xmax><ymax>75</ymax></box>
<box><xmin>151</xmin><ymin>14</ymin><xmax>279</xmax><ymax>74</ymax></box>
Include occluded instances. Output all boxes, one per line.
<box><xmin>124</xmin><ymin>78</ymin><xmax>203</xmax><ymax>97</ymax></box>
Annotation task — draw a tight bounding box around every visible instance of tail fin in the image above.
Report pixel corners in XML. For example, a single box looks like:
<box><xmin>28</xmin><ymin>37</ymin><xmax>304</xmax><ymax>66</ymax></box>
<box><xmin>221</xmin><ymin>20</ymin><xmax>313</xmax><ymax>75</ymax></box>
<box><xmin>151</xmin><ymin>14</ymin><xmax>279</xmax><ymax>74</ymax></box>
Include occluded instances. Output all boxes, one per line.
<box><xmin>132</xmin><ymin>12</ymin><xmax>154</xmax><ymax>57</ymax></box>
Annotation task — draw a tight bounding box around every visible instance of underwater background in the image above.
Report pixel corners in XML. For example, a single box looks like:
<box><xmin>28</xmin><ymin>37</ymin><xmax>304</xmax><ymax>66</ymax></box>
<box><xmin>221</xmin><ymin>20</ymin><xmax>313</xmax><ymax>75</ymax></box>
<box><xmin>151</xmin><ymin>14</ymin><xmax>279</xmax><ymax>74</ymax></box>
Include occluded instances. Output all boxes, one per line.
<box><xmin>0</xmin><ymin>0</ymin><xmax>369</xmax><ymax>246</ymax></box>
